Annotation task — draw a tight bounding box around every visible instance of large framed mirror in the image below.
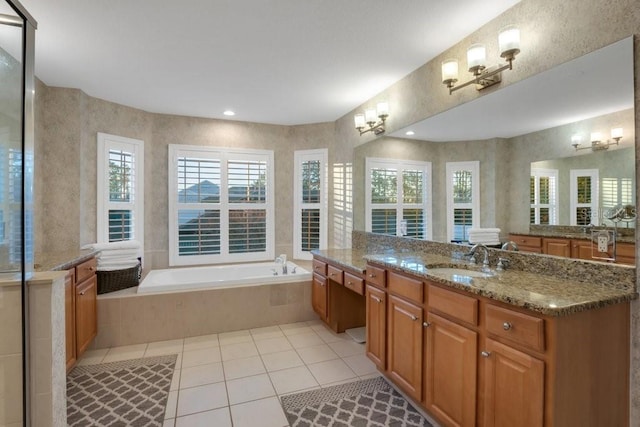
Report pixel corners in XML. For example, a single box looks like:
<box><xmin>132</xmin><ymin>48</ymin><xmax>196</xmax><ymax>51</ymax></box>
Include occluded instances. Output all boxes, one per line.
<box><xmin>353</xmin><ymin>36</ymin><xmax>634</xmax><ymax>262</ymax></box>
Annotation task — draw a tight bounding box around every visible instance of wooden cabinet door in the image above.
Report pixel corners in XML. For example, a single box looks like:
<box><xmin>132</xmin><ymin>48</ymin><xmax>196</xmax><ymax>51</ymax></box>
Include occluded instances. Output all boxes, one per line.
<box><xmin>483</xmin><ymin>338</ymin><xmax>544</xmax><ymax>427</ymax></box>
<box><xmin>312</xmin><ymin>273</ymin><xmax>328</xmax><ymax>321</ymax></box>
<box><xmin>65</xmin><ymin>270</ymin><xmax>76</xmax><ymax>372</ymax></box>
<box><xmin>542</xmin><ymin>238</ymin><xmax>571</xmax><ymax>257</ymax></box>
<box><xmin>75</xmin><ymin>275</ymin><xmax>97</xmax><ymax>358</ymax></box>
<box><xmin>424</xmin><ymin>312</ymin><xmax>477</xmax><ymax>427</ymax></box>
<box><xmin>388</xmin><ymin>295</ymin><xmax>423</xmax><ymax>402</ymax></box>
<box><xmin>365</xmin><ymin>285</ymin><xmax>386</xmax><ymax>370</ymax></box>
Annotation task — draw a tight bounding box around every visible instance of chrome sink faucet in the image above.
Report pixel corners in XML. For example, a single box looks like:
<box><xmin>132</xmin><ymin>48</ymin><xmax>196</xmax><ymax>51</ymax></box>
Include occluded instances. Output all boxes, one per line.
<box><xmin>466</xmin><ymin>243</ymin><xmax>490</xmax><ymax>270</ymax></box>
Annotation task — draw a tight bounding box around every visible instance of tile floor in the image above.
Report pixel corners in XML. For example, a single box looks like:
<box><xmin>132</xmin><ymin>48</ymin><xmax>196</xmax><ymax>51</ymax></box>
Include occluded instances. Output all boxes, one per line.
<box><xmin>77</xmin><ymin>320</ymin><xmax>379</xmax><ymax>427</ymax></box>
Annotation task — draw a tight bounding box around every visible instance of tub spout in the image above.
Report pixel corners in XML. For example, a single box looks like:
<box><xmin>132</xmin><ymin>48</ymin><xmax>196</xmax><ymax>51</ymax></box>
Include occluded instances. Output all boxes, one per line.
<box><xmin>275</xmin><ymin>254</ymin><xmax>288</xmax><ymax>274</ymax></box>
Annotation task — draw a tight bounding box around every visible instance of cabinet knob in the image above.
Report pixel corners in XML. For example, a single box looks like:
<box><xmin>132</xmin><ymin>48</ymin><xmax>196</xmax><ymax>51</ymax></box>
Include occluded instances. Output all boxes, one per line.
<box><xmin>481</xmin><ymin>351</ymin><xmax>491</xmax><ymax>358</ymax></box>
<box><xmin>329</xmin><ymin>272</ymin><xmax>335</xmax><ymax>276</ymax></box>
<box><xmin>371</xmin><ymin>295</ymin><xmax>381</xmax><ymax>303</ymax></box>
<box><xmin>79</xmin><ymin>291</ymin><xmax>86</xmax><ymax>296</ymax></box>
<box><xmin>368</xmin><ymin>273</ymin><xmax>376</xmax><ymax>278</ymax></box>
<box><xmin>88</xmin><ymin>266</ymin><xmax>95</xmax><ymax>271</ymax></box>
<box><xmin>410</xmin><ymin>315</ymin><xmax>418</xmax><ymax>321</ymax></box>
<box><xmin>347</xmin><ymin>281</ymin><xmax>353</xmax><ymax>286</ymax></box>
<box><xmin>314</xmin><ymin>266</ymin><xmax>320</xmax><ymax>270</ymax></box>
<box><xmin>423</xmin><ymin>321</ymin><xmax>431</xmax><ymax>328</ymax></box>
<box><xmin>503</xmin><ymin>322</ymin><xmax>512</xmax><ymax>331</ymax></box>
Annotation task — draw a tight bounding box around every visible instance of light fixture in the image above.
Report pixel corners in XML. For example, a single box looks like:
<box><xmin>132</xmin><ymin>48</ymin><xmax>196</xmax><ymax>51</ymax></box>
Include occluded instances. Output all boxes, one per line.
<box><xmin>354</xmin><ymin>102</ymin><xmax>389</xmax><ymax>136</ymax></box>
<box><xmin>442</xmin><ymin>25</ymin><xmax>521</xmax><ymax>94</ymax></box>
<box><xmin>405</xmin><ymin>130</ymin><xmax>415</xmax><ymax>136</ymax></box>
<box><xmin>571</xmin><ymin>128</ymin><xmax>623</xmax><ymax>151</ymax></box>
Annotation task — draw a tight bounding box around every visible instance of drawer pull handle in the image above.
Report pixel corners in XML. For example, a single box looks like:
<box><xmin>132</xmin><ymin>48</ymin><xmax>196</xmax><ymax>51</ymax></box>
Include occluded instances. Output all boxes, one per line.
<box><xmin>314</xmin><ymin>266</ymin><xmax>320</xmax><ymax>270</ymax></box>
<box><xmin>371</xmin><ymin>296</ymin><xmax>381</xmax><ymax>303</ymax></box>
<box><xmin>481</xmin><ymin>351</ymin><xmax>491</xmax><ymax>358</ymax></box>
<box><xmin>503</xmin><ymin>322</ymin><xmax>512</xmax><ymax>331</ymax></box>
<box><xmin>410</xmin><ymin>315</ymin><xmax>417</xmax><ymax>321</ymax></box>
<box><xmin>79</xmin><ymin>291</ymin><xmax>86</xmax><ymax>296</ymax></box>
<box><xmin>347</xmin><ymin>281</ymin><xmax>353</xmax><ymax>285</ymax></box>
<box><xmin>329</xmin><ymin>272</ymin><xmax>335</xmax><ymax>276</ymax></box>
<box><xmin>423</xmin><ymin>321</ymin><xmax>431</xmax><ymax>328</ymax></box>
<box><xmin>369</xmin><ymin>273</ymin><xmax>376</xmax><ymax>278</ymax></box>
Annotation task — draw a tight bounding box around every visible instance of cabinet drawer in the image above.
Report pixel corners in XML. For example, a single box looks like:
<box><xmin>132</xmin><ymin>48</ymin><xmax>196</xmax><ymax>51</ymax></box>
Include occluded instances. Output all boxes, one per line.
<box><xmin>509</xmin><ymin>234</ymin><xmax>542</xmax><ymax>249</ymax></box>
<box><xmin>75</xmin><ymin>257</ymin><xmax>97</xmax><ymax>283</ymax></box>
<box><xmin>344</xmin><ymin>272</ymin><xmax>364</xmax><ymax>295</ymax></box>
<box><xmin>485</xmin><ymin>304</ymin><xmax>545</xmax><ymax>352</ymax></box>
<box><xmin>312</xmin><ymin>259</ymin><xmax>327</xmax><ymax>276</ymax></box>
<box><xmin>327</xmin><ymin>265</ymin><xmax>344</xmax><ymax>284</ymax></box>
<box><xmin>428</xmin><ymin>284</ymin><xmax>478</xmax><ymax>326</ymax></box>
<box><xmin>366</xmin><ymin>265</ymin><xmax>386</xmax><ymax>288</ymax></box>
<box><xmin>388</xmin><ymin>271</ymin><xmax>423</xmax><ymax>304</ymax></box>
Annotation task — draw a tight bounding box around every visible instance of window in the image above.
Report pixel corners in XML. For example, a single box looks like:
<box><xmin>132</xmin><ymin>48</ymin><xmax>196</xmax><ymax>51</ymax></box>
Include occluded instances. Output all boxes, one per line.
<box><xmin>293</xmin><ymin>149</ymin><xmax>327</xmax><ymax>260</ymax></box>
<box><xmin>446</xmin><ymin>161</ymin><xmax>480</xmax><ymax>243</ymax></box>
<box><xmin>601</xmin><ymin>177</ymin><xmax>634</xmax><ymax>226</ymax></box>
<box><xmin>168</xmin><ymin>145</ymin><xmax>274</xmax><ymax>266</ymax></box>
<box><xmin>365</xmin><ymin>158</ymin><xmax>432</xmax><ymax>240</ymax></box>
<box><xmin>97</xmin><ymin>133</ymin><xmax>144</xmax><ymax>250</ymax></box>
<box><xmin>530</xmin><ymin>168</ymin><xmax>558</xmax><ymax>225</ymax></box>
<box><xmin>570</xmin><ymin>169</ymin><xmax>599</xmax><ymax>226</ymax></box>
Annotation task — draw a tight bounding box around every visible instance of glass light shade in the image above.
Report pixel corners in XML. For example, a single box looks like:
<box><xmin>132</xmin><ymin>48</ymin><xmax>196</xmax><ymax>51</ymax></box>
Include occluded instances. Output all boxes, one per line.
<box><xmin>571</xmin><ymin>134</ymin><xmax>582</xmax><ymax>144</ymax></box>
<box><xmin>611</xmin><ymin>127</ymin><xmax>623</xmax><ymax>139</ymax></box>
<box><xmin>354</xmin><ymin>113</ymin><xmax>365</xmax><ymax>129</ymax></box>
<box><xmin>467</xmin><ymin>44</ymin><xmax>486</xmax><ymax>71</ymax></box>
<box><xmin>441</xmin><ymin>59</ymin><xmax>459</xmax><ymax>83</ymax></box>
<box><xmin>591</xmin><ymin>132</ymin><xmax>603</xmax><ymax>142</ymax></box>
<box><xmin>376</xmin><ymin>102</ymin><xmax>389</xmax><ymax>117</ymax></box>
<box><xmin>365</xmin><ymin>108</ymin><xmax>377</xmax><ymax>123</ymax></box>
<box><xmin>499</xmin><ymin>25</ymin><xmax>520</xmax><ymax>58</ymax></box>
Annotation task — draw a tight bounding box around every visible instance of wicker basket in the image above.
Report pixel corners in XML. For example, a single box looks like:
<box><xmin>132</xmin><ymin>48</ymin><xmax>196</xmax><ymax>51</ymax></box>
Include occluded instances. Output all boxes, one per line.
<box><xmin>96</xmin><ymin>263</ymin><xmax>141</xmax><ymax>295</ymax></box>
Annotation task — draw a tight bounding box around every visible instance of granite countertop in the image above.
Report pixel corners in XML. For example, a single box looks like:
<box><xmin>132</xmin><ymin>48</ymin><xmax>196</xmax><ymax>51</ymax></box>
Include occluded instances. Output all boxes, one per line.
<box><xmin>313</xmin><ymin>249</ymin><xmax>637</xmax><ymax>317</ymax></box>
<box><xmin>35</xmin><ymin>249</ymin><xmax>99</xmax><ymax>272</ymax></box>
<box><xmin>513</xmin><ymin>230</ymin><xmax>636</xmax><ymax>244</ymax></box>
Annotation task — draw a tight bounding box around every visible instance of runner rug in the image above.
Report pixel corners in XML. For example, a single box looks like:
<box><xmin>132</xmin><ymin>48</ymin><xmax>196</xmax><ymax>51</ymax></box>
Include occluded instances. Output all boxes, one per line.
<box><xmin>280</xmin><ymin>376</ymin><xmax>433</xmax><ymax>427</ymax></box>
<box><xmin>66</xmin><ymin>354</ymin><xmax>177</xmax><ymax>427</ymax></box>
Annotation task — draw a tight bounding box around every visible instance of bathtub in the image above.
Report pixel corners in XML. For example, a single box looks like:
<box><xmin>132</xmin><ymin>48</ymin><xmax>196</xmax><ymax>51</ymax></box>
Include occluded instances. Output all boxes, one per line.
<box><xmin>137</xmin><ymin>261</ymin><xmax>311</xmax><ymax>294</ymax></box>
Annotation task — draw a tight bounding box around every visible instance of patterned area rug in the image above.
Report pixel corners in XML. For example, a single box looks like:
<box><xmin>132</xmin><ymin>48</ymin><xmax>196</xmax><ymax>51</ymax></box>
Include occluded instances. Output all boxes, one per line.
<box><xmin>280</xmin><ymin>376</ymin><xmax>433</xmax><ymax>427</ymax></box>
<box><xmin>67</xmin><ymin>355</ymin><xmax>177</xmax><ymax>427</ymax></box>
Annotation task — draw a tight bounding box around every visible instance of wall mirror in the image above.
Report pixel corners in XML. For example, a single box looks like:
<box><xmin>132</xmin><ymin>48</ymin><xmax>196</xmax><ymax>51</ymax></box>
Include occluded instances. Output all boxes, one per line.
<box><xmin>353</xmin><ymin>36</ymin><xmax>635</xmax><ymax>248</ymax></box>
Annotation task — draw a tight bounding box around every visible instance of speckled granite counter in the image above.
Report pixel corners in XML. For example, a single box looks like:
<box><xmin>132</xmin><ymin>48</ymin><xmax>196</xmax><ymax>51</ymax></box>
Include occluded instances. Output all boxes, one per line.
<box><xmin>35</xmin><ymin>249</ymin><xmax>98</xmax><ymax>272</ymax></box>
<box><xmin>312</xmin><ymin>247</ymin><xmax>637</xmax><ymax>317</ymax></box>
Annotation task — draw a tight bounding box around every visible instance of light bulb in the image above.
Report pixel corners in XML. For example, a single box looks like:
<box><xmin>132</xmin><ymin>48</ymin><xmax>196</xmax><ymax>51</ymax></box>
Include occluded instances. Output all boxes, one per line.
<box><xmin>354</xmin><ymin>114</ymin><xmax>365</xmax><ymax>129</ymax></box>
<box><xmin>467</xmin><ymin>44</ymin><xmax>486</xmax><ymax>73</ymax></box>
<box><xmin>376</xmin><ymin>102</ymin><xmax>389</xmax><ymax>118</ymax></box>
<box><xmin>499</xmin><ymin>25</ymin><xmax>520</xmax><ymax>60</ymax></box>
<box><xmin>441</xmin><ymin>59</ymin><xmax>459</xmax><ymax>83</ymax></box>
<box><xmin>365</xmin><ymin>109</ymin><xmax>377</xmax><ymax>124</ymax></box>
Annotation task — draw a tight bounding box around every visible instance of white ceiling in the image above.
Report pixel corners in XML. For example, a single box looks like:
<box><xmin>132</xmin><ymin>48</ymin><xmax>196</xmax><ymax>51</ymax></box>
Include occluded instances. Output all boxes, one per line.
<box><xmin>391</xmin><ymin>37</ymin><xmax>634</xmax><ymax>141</ymax></box>
<box><xmin>18</xmin><ymin>0</ymin><xmax>520</xmax><ymax>125</ymax></box>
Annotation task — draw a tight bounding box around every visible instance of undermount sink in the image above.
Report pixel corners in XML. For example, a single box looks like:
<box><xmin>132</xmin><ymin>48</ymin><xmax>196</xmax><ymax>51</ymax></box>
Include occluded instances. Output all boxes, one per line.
<box><xmin>428</xmin><ymin>267</ymin><xmax>494</xmax><ymax>284</ymax></box>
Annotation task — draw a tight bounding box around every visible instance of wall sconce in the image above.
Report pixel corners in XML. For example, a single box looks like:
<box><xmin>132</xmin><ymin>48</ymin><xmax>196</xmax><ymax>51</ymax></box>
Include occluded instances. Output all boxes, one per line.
<box><xmin>442</xmin><ymin>25</ymin><xmax>521</xmax><ymax>94</ymax></box>
<box><xmin>571</xmin><ymin>128</ymin><xmax>623</xmax><ymax>151</ymax></box>
<box><xmin>354</xmin><ymin>102</ymin><xmax>389</xmax><ymax>136</ymax></box>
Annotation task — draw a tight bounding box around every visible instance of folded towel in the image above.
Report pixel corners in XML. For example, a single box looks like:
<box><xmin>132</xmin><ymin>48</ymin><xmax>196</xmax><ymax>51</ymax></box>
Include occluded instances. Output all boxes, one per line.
<box><xmin>82</xmin><ymin>240</ymin><xmax>141</xmax><ymax>251</ymax></box>
<box><xmin>97</xmin><ymin>249</ymin><xmax>140</xmax><ymax>259</ymax></box>
<box><xmin>97</xmin><ymin>258</ymin><xmax>140</xmax><ymax>267</ymax></box>
<box><xmin>96</xmin><ymin>260</ymin><xmax>140</xmax><ymax>271</ymax></box>
<box><xmin>468</xmin><ymin>228</ymin><xmax>501</xmax><ymax>234</ymax></box>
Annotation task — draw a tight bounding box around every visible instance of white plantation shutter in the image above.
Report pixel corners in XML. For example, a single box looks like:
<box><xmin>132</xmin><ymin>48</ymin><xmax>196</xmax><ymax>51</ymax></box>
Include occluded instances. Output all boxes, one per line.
<box><xmin>530</xmin><ymin>169</ymin><xmax>558</xmax><ymax>225</ymax></box>
<box><xmin>446</xmin><ymin>162</ymin><xmax>480</xmax><ymax>243</ymax></box>
<box><xmin>294</xmin><ymin>149</ymin><xmax>327</xmax><ymax>260</ymax></box>
<box><xmin>570</xmin><ymin>169</ymin><xmax>599</xmax><ymax>226</ymax></box>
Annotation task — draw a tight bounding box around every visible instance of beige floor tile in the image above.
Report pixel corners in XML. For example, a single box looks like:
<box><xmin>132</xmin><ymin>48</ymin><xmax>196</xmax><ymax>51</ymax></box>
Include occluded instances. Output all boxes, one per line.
<box><xmin>76</xmin><ymin>348</ymin><xmax>108</xmax><ymax>366</ymax></box>
<box><xmin>307</xmin><ymin>359</ymin><xmax>357</xmax><ymax>385</ymax></box>
<box><xmin>342</xmin><ymin>353</ymin><xmax>378</xmax><ymax>376</ymax></box>
<box><xmin>250</xmin><ymin>325</ymin><xmax>284</xmax><ymax>340</ymax></box>
<box><xmin>230</xmin><ymin>397</ymin><xmax>288</xmax><ymax>427</ymax></box>
<box><xmin>165</xmin><ymin>390</ymin><xmax>178</xmax><ymax>420</ymax></box>
<box><xmin>226</xmin><ymin>374</ymin><xmax>276</xmax><ymax>405</ymax></box>
<box><xmin>181</xmin><ymin>347</ymin><xmax>222</xmax><ymax>368</ymax></box>
<box><xmin>327</xmin><ymin>340</ymin><xmax>365</xmax><ymax>358</ymax></box>
<box><xmin>220</xmin><ymin>341</ymin><xmax>259</xmax><ymax>361</ymax></box>
<box><xmin>145</xmin><ymin>339</ymin><xmax>184</xmax><ymax>357</ymax></box>
<box><xmin>218</xmin><ymin>329</ymin><xmax>252</xmax><ymax>345</ymax></box>
<box><xmin>102</xmin><ymin>343</ymin><xmax>148</xmax><ymax>363</ymax></box>
<box><xmin>268</xmin><ymin>366</ymin><xmax>319</xmax><ymax>395</ymax></box>
<box><xmin>223</xmin><ymin>356</ymin><xmax>266</xmax><ymax>380</ymax></box>
<box><xmin>261</xmin><ymin>350</ymin><xmax>304</xmax><ymax>372</ymax></box>
<box><xmin>163</xmin><ymin>418</ymin><xmax>175</xmax><ymax>427</ymax></box>
<box><xmin>286</xmin><ymin>332</ymin><xmax>324</xmax><ymax>349</ymax></box>
<box><xmin>314</xmin><ymin>327</ymin><xmax>349</xmax><ymax>343</ymax></box>
<box><xmin>180</xmin><ymin>362</ymin><xmax>224</xmax><ymax>389</ymax></box>
<box><xmin>305</xmin><ymin>319</ymin><xmax>325</xmax><ymax>328</ymax></box>
<box><xmin>255</xmin><ymin>337</ymin><xmax>293</xmax><ymax>355</ymax></box>
<box><xmin>281</xmin><ymin>325</ymin><xmax>314</xmax><ymax>336</ymax></box>
<box><xmin>296</xmin><ymin>344</ymin><xmax>339</xmax><ymax>365</ymax></box>
<box><xmin>175</xmin><ymin>407</ymin><xmax>232</xmax><ymax>427</ymax></box>
<box><xmin>170</xmin><ymin>369</ymin><xmax>181</xmax><ymax>391</ymax></box>
<box><xmin>359</xmin><ymin>372</ymin><xmax>383</xmax><ymax>381</ymax></box>
<box><xmin>176</xmin><ymin>382</ymin><xmax>228</xmax><ymax>417</ymax></box>
<box><xmin>183</xmin><ymin>334</ymin><xmax>219</xmax><ymax>352</ymax></box>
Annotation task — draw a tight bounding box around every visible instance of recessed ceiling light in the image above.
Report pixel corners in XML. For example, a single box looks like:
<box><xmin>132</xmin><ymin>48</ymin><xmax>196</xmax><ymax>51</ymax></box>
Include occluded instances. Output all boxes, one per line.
<box><xmin>405</xmin><ymin>130</ymin><xmax>415</xmax><ymax>136</ymax></box>
<box><xmin>223</xmin><ymin>110</ymin><xmax>235</xmax><ymax>116</ymax></box>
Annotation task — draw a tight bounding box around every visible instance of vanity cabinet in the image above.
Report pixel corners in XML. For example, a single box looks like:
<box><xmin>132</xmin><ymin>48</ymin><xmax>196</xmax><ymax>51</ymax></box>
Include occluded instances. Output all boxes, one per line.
<box><xmin>312</xmin><ymin>255</ymin><xmax>366</xmax><ymax>332</ymax></box>
<box><xmin>508</xmin><ymin>234</ymin><xmax>542</xmax><ymax>253</ymax></box>
<box><xmin>542</xmin><ymin>238</ymin><xmax>571</xmax><ymax>257</ymax></box>
<box><xmin>365</xmin><ymin>285</ymin><xmax>386</xmax><ymax>369</ymax></box>
<box><xmin>65</xmin><ymin>256</ymin><xmax>98</xmax><ymax>372</ymax></box>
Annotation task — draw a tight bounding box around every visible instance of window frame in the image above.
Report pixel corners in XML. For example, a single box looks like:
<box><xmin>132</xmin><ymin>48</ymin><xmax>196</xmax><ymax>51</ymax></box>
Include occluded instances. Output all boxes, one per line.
<box><xmin>445</xmin><ymin>161</ymin><xmax>480</xmax><ymax>243</ymax></box>
<box><xmin>96</xmin><ymin>132</ymin><xmax>144</xmax><ymax>252</ymax></box>
<box><xmin>293</xmin><ymin>149</ymin><xmax>328</xmax><ymax>260</ymax></box>
<box><xmin>365</xmin><ymin>157</ymin><xmax>432</xmax><ymax>240</ymax></box>
<box><xmin>530</xmin><ymin>168</ymin><xmax>558</xmax><ymax>225</ymax></box>
<box><xmin>168</xmin><ymin>144</ymin><xmax>274</xmax><ymax>266</ymax></box>
<box><xmin>570</xmin><ymin>168</ymin><xmax>599</xmax><ymax>226</ymax></box>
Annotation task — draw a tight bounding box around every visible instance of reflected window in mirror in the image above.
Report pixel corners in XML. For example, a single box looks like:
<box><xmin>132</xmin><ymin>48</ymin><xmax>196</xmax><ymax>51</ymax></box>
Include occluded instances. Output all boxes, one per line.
<box><xmin>365</xmin><ymin>158</ymin><xmax>432</xmax><ymax>240</ymax></box>
<box><xmin>530</xmin><ymin>169</ymin><xmax>558</xmax><ymax>225</ymax></box>
<box><xmin>570</xmin><ymin>169</ymin><xmax>599</xmax><ymax>226</ymax></box>
<box><xmin>446</xmin><ymin>161</ymin><xmax>479</xmax><ymax>243</ymax></box>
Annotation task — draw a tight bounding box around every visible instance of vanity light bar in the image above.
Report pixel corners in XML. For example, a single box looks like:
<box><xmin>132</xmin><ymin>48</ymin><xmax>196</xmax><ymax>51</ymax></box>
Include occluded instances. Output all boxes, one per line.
<box><xmin>571</xmin><ymin>128</ymin><xmax>623</xmax><ymax>151</ymax></box>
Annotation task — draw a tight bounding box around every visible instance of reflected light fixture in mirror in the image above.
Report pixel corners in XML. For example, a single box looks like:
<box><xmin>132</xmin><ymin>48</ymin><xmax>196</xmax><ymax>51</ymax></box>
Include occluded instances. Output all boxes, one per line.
<box><xmin>354</xmin><ymin>102</ymin><xmax>389</xmax><ymax>136</ymax></box>
<box><xmin>442</xmin><ymin>25</ymin><xmax>521</xmax><ymax>94</ymax></box>
<box><xmin>572</xmin><ymin>127</ymin><xmax>623</xmax><ymax>151</ymax></box>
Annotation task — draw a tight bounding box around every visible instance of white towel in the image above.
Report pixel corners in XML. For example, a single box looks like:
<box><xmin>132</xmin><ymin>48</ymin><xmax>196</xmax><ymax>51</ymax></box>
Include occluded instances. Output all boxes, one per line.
<box><xmin>82</xmin><ymin>241</ymin><xmax>141</xmax><ymax>251</ymax></box>
<box><xmin>468</xmin><ymin>228</ymin><xmax>501</xmax><ymax>234</ymax></box>
<box><xmin>97</xmin><ymin>260</ymin><xmax>140</xmax><ymax>271</ymax></box>
<box><xmin>97</xmin><ymin>249</ymin><xmax>140</xmax><ymax>259</ymax></box>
